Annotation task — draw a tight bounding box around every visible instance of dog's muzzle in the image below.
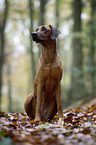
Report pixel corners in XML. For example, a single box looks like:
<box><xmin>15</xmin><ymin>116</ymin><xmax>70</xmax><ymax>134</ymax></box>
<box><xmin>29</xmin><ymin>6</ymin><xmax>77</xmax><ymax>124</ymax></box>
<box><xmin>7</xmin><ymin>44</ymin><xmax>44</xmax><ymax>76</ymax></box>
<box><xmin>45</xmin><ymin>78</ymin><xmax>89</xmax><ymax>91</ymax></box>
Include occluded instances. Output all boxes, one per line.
<box><xmin>31</xmin><ymin>32</ymin><xmax>46</xmax><ymax>43</ymax></box>
<box><xmin>31</xmin><ymin>32</ymin><xmax>38</xmax><ymax>42</ymax></box>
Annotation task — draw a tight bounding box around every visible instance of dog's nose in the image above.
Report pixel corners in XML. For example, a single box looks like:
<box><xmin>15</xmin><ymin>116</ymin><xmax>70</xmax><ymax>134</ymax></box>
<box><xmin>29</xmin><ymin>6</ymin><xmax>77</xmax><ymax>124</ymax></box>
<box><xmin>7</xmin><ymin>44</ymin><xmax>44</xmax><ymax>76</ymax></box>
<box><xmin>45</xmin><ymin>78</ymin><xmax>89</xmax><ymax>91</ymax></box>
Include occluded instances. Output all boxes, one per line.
<box><xmin>31</xmin><ymin>32</ymin><xmax>38</xmax><ymax>42</ymax></box>
<box><xmin>31</xmin><ymin>32</ymin><xmax>37</xmax><ymax>37</ymax></box>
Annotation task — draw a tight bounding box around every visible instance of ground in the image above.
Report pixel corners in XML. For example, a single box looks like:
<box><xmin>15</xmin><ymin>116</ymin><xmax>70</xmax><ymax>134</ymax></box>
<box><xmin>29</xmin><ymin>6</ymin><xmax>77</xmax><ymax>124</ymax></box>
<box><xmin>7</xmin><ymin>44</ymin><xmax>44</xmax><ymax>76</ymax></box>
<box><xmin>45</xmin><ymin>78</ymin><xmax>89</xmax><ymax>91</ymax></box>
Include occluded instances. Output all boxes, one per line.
<box><xmin>0</xmin><ymin>104</ymin><xmax>96</xmax><ymax>145</ymax></box>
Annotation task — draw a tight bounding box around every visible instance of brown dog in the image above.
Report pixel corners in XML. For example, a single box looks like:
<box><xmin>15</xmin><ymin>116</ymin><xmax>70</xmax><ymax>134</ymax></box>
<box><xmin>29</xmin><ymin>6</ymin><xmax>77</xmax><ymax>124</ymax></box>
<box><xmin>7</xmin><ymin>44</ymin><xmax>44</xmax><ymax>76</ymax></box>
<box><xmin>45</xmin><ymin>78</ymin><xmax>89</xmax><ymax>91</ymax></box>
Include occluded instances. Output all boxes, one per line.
<box><xmin>24</xmin><ymin>25</ymin><xmax>63</xmax><ymax>123</ymax></box>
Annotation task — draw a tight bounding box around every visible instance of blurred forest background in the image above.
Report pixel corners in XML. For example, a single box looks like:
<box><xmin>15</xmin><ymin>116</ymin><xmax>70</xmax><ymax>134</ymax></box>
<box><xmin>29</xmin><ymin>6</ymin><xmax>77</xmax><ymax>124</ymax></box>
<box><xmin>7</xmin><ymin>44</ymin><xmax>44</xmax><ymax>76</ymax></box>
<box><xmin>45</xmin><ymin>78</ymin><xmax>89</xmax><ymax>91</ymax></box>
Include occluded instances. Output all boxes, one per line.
<box><xmin>0</xmin><ymin>0</ymin><xmax>96</xmax><ymax>113</ymax></box>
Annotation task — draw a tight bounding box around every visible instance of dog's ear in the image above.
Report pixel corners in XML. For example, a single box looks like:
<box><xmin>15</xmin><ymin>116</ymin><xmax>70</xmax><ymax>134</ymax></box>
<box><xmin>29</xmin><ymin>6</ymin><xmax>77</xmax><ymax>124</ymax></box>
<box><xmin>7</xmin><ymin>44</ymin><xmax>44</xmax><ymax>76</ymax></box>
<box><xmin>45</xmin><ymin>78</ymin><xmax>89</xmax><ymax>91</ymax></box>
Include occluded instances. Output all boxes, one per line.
<box><xmin>50</xmin><ymin>27</ymin><xmax>61</xmax><ymax>40</ymax></box>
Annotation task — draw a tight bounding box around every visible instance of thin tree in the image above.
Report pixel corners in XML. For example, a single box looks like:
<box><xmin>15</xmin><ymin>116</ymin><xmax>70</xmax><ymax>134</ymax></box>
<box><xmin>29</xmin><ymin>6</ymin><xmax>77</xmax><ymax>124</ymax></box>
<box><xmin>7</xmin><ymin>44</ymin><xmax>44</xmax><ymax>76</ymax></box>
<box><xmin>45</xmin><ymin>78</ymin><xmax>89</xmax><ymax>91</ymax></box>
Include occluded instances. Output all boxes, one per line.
<box><xmin>0</xmin><ymin>0</ymin><xmax>9</xmax><ymax>110</ymax></box>
<box><xmin>88</xmin><ymin>0</ymin><xmax>96</xmax><ymax>96</ymax></box>
<box><xmin>55</xmin><ymin>0</ymin><xmax>60</xmax><ymax>51</ymax></box>
<box><xmin>69</xmin><ymin>0</ymin><xmax>84</xmax><ymax>101</ymax></box>
<box><xmin>38</xmin><ymin>0</ymin><xmax>48</xmax><ymax>57</ymax></box>
<box><xmin>7</xmin><ymin>63</ymin><xmax>12</xmax><ymax>112</ymax></box>
<box><xmin>39</xmin><ymin>0</ymin><xmax>47</xmax><ymax>25</ymax></box>
<box><xmin>29</xmin><ymin>0</ymin><xmax>36</xmax><ymax>83</ymax></box>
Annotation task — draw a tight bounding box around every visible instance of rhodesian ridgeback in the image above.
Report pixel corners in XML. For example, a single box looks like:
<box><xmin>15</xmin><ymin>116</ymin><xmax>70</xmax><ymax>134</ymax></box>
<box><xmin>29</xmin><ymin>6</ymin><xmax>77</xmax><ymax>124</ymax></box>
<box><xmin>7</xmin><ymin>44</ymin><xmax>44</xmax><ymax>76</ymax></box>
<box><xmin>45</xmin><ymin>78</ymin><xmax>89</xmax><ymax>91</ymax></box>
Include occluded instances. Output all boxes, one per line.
<box><xmin>24</xmin><ymin>25</ymin><xmax>63</xmax><ymax>124</ymax></box>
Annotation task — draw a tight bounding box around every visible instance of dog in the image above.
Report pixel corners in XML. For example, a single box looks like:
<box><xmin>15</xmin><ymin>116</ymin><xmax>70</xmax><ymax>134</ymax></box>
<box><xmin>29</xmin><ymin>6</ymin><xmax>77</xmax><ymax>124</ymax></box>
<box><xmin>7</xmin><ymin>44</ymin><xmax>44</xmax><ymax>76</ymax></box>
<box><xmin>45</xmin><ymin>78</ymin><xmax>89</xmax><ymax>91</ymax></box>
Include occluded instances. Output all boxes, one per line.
<box><xmin>24</xmin><ymin>25</ymin><xmax>63</xmax><ymax>124</ymax></box>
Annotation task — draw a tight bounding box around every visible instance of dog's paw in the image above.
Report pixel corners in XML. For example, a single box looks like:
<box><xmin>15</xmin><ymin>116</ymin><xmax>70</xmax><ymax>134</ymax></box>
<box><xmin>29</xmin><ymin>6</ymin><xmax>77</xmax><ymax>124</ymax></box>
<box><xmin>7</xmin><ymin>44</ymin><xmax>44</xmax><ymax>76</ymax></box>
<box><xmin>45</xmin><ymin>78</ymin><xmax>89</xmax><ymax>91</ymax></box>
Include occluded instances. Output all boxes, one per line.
<box><xmin>35</xmin><ymin>116</ymin><xmax>41</xmax><ymax>121</ymax></box>
<box><xmin>58</xmin><ymin>118</ymin><xmax>64</xmax><ymax>126</ymax></box>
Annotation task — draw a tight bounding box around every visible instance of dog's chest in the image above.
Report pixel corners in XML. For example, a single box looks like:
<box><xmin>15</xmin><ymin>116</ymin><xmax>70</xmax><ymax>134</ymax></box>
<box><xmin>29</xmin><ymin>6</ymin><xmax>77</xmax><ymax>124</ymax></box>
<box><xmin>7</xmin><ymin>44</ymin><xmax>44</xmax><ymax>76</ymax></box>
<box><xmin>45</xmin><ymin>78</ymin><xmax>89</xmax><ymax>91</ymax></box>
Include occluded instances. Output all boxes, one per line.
<box><xmin>43</xmin><ymin>63</ymin><xmax>62</xmax><ymax>81</ymax></box>
<box><xmin>43</xmin><ymin>64</ymin><xmax>62</xmax><ymax>98</ymax></box>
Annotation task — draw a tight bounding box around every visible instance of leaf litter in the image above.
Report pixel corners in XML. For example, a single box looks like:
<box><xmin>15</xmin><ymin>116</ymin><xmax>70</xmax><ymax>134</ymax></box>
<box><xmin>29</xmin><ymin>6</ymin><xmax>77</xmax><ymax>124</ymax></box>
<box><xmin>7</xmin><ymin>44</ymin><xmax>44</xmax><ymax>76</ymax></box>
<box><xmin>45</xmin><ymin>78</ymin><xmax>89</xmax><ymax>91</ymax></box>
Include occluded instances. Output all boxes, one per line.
<box><xmin>0</xmin><ymin>104</ymin><xmax>96</xmax><ymax>145</ymax></box>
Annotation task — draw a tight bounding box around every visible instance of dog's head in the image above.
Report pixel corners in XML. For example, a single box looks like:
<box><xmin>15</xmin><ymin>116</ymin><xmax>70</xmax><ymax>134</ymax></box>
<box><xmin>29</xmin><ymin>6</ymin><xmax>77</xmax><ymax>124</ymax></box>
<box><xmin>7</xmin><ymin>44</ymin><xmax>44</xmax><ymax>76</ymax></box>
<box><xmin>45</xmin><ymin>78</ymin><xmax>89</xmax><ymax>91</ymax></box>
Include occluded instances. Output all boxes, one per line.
<box><xmin>31</xmin><ymin>25</ymin><xmax>60</xmax><ymax>44</ymax></box>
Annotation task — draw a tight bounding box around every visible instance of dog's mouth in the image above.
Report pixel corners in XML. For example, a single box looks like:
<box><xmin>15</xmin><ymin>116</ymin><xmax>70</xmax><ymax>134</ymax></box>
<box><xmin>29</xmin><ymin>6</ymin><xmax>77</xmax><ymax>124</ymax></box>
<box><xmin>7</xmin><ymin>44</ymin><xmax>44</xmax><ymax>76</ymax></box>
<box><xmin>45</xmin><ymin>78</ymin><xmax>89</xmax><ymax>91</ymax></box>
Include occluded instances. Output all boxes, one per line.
<box><xmin>31</xmin><ymin>32</ymin><xmax>46</xmax><ymax>43</ymax></box>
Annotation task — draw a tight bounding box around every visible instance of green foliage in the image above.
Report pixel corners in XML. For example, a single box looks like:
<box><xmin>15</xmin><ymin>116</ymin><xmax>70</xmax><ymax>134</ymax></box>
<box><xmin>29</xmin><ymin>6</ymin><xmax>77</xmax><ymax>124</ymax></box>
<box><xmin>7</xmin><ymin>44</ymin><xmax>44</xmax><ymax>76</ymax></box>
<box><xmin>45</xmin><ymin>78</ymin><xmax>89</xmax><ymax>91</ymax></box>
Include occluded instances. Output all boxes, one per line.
<box><xmin>0</xmin><ymin>131</ymin><xmax>6</xmax><ymax>137</ymax></box>
<box><xmin>0</xmin><ymin>138</ymin><xmax>14</xmax><ymax>145</ymax></box>
<box><xmin>35</xmin><ymin>123</ymin><xmax>52</xmax><ymax>129</ymax></box>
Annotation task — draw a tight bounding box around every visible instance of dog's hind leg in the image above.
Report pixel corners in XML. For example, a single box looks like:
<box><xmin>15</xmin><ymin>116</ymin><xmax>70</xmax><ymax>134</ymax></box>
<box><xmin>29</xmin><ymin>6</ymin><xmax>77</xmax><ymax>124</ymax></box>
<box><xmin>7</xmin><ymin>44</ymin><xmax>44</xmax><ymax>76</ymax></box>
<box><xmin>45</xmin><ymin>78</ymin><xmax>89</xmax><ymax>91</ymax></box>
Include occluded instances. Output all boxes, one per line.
<box><xmin>24</xmin><ymin>93</ymin><xmax>36</xmax><ymax>119</ymax></box>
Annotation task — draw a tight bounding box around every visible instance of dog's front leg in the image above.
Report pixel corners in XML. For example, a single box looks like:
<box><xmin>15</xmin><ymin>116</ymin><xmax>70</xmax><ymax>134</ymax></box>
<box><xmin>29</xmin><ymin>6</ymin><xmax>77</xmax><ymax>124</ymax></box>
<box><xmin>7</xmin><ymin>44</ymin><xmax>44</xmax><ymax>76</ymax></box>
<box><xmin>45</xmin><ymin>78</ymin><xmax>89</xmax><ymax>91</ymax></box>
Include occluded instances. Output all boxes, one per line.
<box><xmin>55</xmin><ymin>84</ymin><xmax>64</xmax><ymax>125</ymax></box>
<box><xmin>35</xmin><ymin>83</ymin><xmax>43</xmax><ymax>121</ymax></box>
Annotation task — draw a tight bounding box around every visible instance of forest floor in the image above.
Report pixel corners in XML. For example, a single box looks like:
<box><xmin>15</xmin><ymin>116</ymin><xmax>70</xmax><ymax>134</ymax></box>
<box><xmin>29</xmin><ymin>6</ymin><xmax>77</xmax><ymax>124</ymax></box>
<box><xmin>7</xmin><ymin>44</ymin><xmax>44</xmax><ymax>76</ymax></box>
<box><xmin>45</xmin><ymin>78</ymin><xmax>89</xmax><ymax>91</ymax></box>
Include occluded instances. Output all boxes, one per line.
<box><xmin>0</xmin><ymin>104</ymin><xmax>96</xmax><ymax>145</ymax></box>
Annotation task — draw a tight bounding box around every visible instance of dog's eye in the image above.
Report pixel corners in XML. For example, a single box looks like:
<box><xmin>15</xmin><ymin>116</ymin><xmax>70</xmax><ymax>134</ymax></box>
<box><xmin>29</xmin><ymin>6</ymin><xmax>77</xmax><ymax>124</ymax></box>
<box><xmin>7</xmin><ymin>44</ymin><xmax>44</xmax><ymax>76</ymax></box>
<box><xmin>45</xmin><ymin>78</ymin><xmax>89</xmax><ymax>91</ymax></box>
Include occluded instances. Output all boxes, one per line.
<box><xmin>41</xmin><ymin>27</ymin><xmax>48</xmax><ymax>33</ymax></box>
<box><xmin>36</xmin><ymin>28</ymin><xmax>38</xmax><ymax>31</ymax></box>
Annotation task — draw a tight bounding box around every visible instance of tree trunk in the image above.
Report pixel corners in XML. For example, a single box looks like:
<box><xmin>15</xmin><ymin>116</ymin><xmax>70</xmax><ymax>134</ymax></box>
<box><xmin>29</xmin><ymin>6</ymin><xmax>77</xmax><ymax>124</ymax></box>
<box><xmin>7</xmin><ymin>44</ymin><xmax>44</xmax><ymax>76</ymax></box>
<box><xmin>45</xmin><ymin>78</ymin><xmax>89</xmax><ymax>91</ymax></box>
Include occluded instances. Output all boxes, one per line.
<box><xmin>69</xmin><ymin>0</ymin><xmax>84</xmax><ymax>101</ymax></box>
<box><xmin>29</xmin><ymin>0</ymin><xmax>36</xmax><ymax>83</ymax></box>
<box><xmin>0</xmin><ymin>0</ymin><xmax>9</xmax><ymax>110</ymax></box>
<box><xmin>38</xmin><ymin>0</ymin><xmax>47</xmax><ymax>57</ymax></box>
<box><xmin>55</xmin><ymin>0</ymin><xmax>60</xmax><ymax>52</ymax></box>
<box><xmin>39</xmin><ymin>0</ymin><xmax>46</xmax><ymax>25</ymax></box>
<box><xmin>89</xmin><ymin>0</ymin><xmax>96</xmax><ymax>96</ymax></box>
<box><xmin>0</xmin><ymin>31</ymin><xmax>4</xmax><ymax>110</ymax></box>
<box><xmin>7</xmin><ymin>64</ymin><xmax>12</xmax><ymax>112</ymax></box>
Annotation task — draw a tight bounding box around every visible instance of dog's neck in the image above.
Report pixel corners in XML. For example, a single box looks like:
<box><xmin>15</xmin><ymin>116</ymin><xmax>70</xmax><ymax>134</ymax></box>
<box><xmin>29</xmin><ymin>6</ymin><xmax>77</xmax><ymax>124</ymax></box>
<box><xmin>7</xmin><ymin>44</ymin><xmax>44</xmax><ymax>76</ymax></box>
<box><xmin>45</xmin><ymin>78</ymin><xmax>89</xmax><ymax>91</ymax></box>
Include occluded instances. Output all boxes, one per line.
<box><xmin>41</xmin><ymin>39</ymin><xmax>57</xmax><ymax>64</ymax></box>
